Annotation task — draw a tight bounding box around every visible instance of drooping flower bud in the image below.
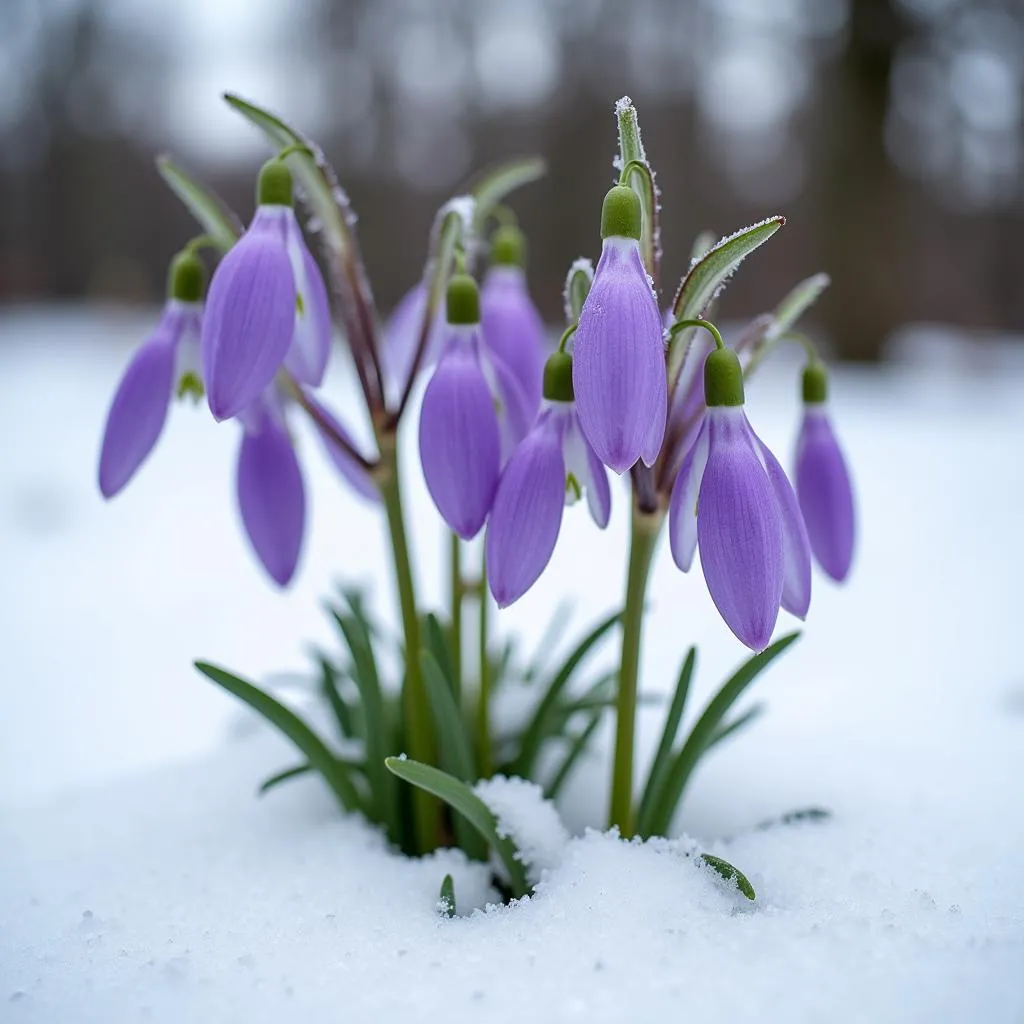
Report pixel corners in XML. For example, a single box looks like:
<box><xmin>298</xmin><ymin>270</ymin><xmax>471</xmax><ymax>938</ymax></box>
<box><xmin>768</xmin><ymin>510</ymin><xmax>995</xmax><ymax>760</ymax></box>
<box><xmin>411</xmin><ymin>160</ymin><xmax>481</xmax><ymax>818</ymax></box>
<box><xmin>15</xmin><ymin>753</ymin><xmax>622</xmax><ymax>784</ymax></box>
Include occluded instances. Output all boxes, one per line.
<box><xmin>97</xmin><ymin>251</ymin><xmax>205</xmax><ymax>498</ymax></box>
<box><xmin>572</xmin><ymin>185</ymin><xmax>667</xmax><ymax>474</ymax></box>
<box><xmin>795</xmin><ymin>363</ymin><xmax>855</xmax><ymax>582</ymax></box>
<box><xmin>669</xmin><ymin>346</ymin><xmax>811</xmax><ymax>650</ymax></box>
<box><xmin>202</xmin><ymin>157</ymin><xmax>332</xmax><ymax>421</ymax></box>
<box><xmin>486</xmin><ymin>351</ymin><xmax>610</xmax><ymax>607</ymax></box>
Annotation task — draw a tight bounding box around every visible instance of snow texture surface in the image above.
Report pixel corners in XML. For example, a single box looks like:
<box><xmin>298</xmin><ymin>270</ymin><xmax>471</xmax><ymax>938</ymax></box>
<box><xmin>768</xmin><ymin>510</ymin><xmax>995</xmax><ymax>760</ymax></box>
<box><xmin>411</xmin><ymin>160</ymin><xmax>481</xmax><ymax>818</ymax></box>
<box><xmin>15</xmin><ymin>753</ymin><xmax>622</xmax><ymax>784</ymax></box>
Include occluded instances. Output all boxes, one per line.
<box><xmin>1</xmin><ymin>311</ymin><xmax>1023</xmax><ymax>1022</ymax></box>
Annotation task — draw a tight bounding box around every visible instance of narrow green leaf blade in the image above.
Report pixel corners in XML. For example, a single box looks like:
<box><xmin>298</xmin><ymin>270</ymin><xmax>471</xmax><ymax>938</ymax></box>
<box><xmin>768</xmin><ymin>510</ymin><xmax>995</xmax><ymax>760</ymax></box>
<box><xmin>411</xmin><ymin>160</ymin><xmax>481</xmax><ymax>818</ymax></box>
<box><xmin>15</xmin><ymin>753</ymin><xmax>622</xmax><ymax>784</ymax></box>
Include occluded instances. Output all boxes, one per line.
<box><xmin>423</xmin><ymin>613</ymin><xmax>455</xmax><ymax>696</ymax></box>
<box><xmin>512</xmin><ymin>610</ymin><xmax>621</xmax><ymax>778</ymax></box>
<box><xmin>195</xmin><ymin>661</ymin><xmax>361</xmax><ymax>812</ymax></box>
<box><xmin>155</xmin><ymin>156</ymin><xmax>241</xmax><ymax>252</ymax></box>
<box><xmin>439</xmin><ymin>874</ymin><xmax>456</xmax><ymax>918</ymax></box>
<box><xmin>768</xmin><ymin>272</ymin><xmax>831</xmax><ymax>341</ymax></box>
<box><xmin>420</xmin><ymin>649</ymin><xmax>475</xmax><ymax>783</ymax></box>
<box><xmin>258</xmin><ymin>762</ymin><xmax>313</xmax><ymax>796</ymax></box>
<box><xmin>385</xmin><ymin>758</ymin><xmax>529</xmax><ymax>897</ymax></box>
<box><xmin>700</xmin><ymin>853</ymin><xmax>756</xmax><ymax>900</ymax></box>
<box><xmin>648</xmin><ymin>632</ymin><xmax>800</xmax><ymax>836</ymax></box>
<box><xmin>316</xmin><ymin>652</ymin><xmax>355</xmax><ymax>740</ymax></box>
<box><xmin>469</xmin><ymin>155</ymin><xmax>546</xmax><ymax>229</ymax></box>
<box><xmin>637</xmin><ymin>647</ymin><xmax>696</xmax><ymax>837</ymax></box>
<box><xmin>705</xmin><ymin>702</ymin><xmax>765</xmax><ymax>751</ymax></box>
<box><xmin>544</xmin><ymin>712</ymin><xmax>604</xmax><ymax>801</ymax></box>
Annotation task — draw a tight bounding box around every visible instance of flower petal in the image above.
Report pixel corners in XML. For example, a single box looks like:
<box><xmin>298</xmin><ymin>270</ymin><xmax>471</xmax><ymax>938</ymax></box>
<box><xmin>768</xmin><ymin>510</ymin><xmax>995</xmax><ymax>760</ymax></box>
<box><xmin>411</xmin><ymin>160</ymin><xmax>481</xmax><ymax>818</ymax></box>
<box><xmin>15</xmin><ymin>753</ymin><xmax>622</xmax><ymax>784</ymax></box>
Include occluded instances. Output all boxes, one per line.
<box><xmin>418</xmin><ymin>330</ymin><xmax>501</xmax><ymax>539</ymax></box>
<box><xmin>572</xmin><ymin>238</ymin><xmax>667</xmax><ymax>473</ymax></box>
<box><xmin>236</xmin><ymin>402</ymin><xmax>305</xmax><ymax>586</ymax></box>
<box><xmin>97</xmin><ymin>309</ymin><xmax>180</xmax><ymax>498</ymax></box>
<box><xmin>563</xmin><ymin>411</ymin><xmax>611</xmax><ymax>529</ymax></box>
<box><xmin>755</xmin><ymin>436</ymin><xmax>812</xmax><ymax>619</ymax></box>
<box><xmin>484</xmin><ymin>346</ymin><xmax>534</xmax><ymax>460</ymax></box>
<box><xmin>301</xmin><ymin>389</ymin><xmax>379</xmax><ymax>503</ymax></box>
<box><xmin>796</xmin><ymin>408</ymin><xmax>855</xmax><ymax>581</ymax></box>
<box><xmin>481</xmin><ymin>266</ymin><xmax>545</xmax><ymax>417</ymax></box>
<box><xmin>485</xmin><ymin>411</ymin><xmax>566</xmax><ymax>607</ymax></box>
<box><xmin>203</xmin><ymin>206</ymin><xmax>296</xmax><ymax>421</ymax></box>
<box><xmin>697</xmin><ymin>408</ymin><xmax>783</xmax><ymax>650</ymax></box>
<box><xmin>668</xmin><ymin>418</ymin><xmax>710</xmax><ymax>572</ymax></box>
<box><xmin>284</xmin><ymin>214</ymin><xmax>332</xmax><ymax>387</ymax></box>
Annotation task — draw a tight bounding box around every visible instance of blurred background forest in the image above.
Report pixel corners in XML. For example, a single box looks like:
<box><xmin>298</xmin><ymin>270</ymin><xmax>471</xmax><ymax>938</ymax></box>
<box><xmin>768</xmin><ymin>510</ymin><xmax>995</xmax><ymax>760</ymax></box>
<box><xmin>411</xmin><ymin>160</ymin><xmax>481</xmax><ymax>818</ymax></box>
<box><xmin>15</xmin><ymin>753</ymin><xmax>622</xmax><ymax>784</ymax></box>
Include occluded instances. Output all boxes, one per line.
<box><xmin>1</xmin><ymin>0</ymin><xmax>1021</xmax><ymax>361</ymax></box>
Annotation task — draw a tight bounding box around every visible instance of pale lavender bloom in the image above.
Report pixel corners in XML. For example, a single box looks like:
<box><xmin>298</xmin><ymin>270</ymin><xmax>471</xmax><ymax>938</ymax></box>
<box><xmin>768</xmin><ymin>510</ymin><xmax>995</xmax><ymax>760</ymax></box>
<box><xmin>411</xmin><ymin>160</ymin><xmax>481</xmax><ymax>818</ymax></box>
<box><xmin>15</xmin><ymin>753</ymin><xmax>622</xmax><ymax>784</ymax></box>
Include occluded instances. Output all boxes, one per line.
<box><xmin>203</xmin><ymin>206</ymin><xmax>331</xmax><ymax>421</ymax></box>
<box><xmin>419</xmin><ymin>325</ymin><xmax>502</xmax><ymax>539</ymax></box>
<box><xmin>669</xmin><ymin>403</ymin><xmax>810</xmax><ymax>650</ymax></box>
<box><xmin>98</xmin><ymin>301</ymin><xmax>202</xmax><ymax>498</ymax></box>
<box><xmin>796</xmin><ymin>406</ymin><xmax>855</xmax><ymax>581</ymax></box>
<box><xmin>573</xmin><ymin>236</ymin><xmax>667</xmax><ymax>473</ymax></box>
<box><xmin>486</xmin><ymin>402</ymin><xmax>610</xmax><ymax>607</ymax></box>
<box><xmin>234</xmin><ymin>385</ymin><xmax>376</xmax><ymax>586</ymax></box>
<box><xmin>481</xmin><ymin>266</ymin><xmax>545</xmax><ymax>419</ymax></box>
<box><xmin>236</xmin><ymin>391</ymin><xmax>306</xmax><ymax>587</ymax></box>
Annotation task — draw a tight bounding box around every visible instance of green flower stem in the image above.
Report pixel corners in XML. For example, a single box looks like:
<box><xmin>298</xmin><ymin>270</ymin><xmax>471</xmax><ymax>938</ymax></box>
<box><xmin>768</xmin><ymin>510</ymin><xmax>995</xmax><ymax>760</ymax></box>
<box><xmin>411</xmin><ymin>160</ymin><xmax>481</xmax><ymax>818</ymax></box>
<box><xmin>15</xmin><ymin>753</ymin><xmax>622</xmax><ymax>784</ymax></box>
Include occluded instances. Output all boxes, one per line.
<box><xmin>609</xmin><ymin>503</ymin><xmax>664</xmax><ymax>835</ymax></box>
<box><xmin>449</xmin><ymin>532</ymin><xmax>463</xmax><ymax>704</ymax></box>
<box><xmin>376</xmin><ymin>432</ymin><xmax>437</xmax><ymax>853</ymax></box>
<box><xmin>477</xmin><ymin>557</ymin><xmax>493</xmax><ymax>778</ymax></box>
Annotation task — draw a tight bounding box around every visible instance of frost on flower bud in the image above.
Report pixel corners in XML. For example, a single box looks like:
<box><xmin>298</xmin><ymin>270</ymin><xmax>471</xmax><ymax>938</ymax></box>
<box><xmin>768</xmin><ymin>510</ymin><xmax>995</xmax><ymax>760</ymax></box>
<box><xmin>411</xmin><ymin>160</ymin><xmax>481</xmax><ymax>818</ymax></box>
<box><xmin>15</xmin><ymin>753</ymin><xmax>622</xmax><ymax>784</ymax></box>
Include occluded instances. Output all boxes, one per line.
<box><xmin>486</xmin><ymin>351</ymin><xmax>611</xmax><ymax>607</ymax></box>
<box><xmin>202</xmin><ymin>157</ymin><xmax>332</xmax><ymax>421</ymax></box>
<box><xmin>480</xmin><ymin>225</ymin><xmax>545</xmax><ymax>418</ymax></box>
<box><xmin>795</xmin><ymin>363</ymin><xmax>855</xmax><ymax>582</ymax></box>
<box><xmin>97</xmin><ymin>250</ymin><xmax>205</xmax><ymax>498</ymax></box>
<box><xmin>572</xmin><ymin>185</ymin><xmax>667</xmax><ymax>474</ymax></box>
<box><xmin>236</xmin><ymin>391</ymin><xmax>306</xmax><ymax>587</ymax></box>
<box><xmin>668</xmin><ymin>347</ymin><xmax>811</xmax><ymax>650</ymax></box>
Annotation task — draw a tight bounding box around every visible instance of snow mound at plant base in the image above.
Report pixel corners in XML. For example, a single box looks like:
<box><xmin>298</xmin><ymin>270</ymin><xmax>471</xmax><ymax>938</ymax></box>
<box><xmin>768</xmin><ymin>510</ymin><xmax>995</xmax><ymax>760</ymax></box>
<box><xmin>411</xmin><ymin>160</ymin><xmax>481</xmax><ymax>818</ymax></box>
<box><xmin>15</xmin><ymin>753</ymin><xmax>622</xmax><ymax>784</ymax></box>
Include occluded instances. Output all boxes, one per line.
<box><xmin>1</xmin><ymin>729</ymin><xmax>1021</xmax><ymax>1024</ymax></box>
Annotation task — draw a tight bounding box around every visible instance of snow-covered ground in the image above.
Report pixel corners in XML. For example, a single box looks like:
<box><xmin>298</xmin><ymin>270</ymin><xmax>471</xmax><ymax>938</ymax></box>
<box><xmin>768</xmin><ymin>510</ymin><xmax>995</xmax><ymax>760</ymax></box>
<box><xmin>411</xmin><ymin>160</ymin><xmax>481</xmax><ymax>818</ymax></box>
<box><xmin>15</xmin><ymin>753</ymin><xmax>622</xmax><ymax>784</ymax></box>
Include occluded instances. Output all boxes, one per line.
<box><xmin>1</xmin><ymin>308</ymin><xmax>1022</xmax><ymax>1022</ymax></box>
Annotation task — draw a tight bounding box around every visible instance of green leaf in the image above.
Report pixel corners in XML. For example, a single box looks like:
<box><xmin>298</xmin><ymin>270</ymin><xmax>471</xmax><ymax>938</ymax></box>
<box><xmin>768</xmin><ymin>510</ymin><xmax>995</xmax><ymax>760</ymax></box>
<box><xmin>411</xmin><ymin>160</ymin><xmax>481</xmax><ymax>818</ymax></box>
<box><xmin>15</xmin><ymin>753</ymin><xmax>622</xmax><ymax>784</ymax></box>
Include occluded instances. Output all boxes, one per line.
<box><xmin>258</xmin><ymin>762</ymin><xmax>313</xmax><ymax>796</ymax></box>
<box><xmin>544</xmin><ymin>712</ymin><xmax>604</xmax><ymax>801</ymax></box>
<box><xmin>647</xmin><ymin>633</ymin><xmax>800</xmax><ymax>837</ymax></box>
<box><xmin>331</xmin><ymin>610</ymin><xmax>398</xmax><ymax>842</ymax></box>
<box><xmin>439</xmin><ymin>874</ymin><xmax>456</xmax><ymax>918</ymax></box>
<box><xmin>315</xmin><ymin>652</ymin><xmax>356</xmax><ymax>740</ymax></box>
<box><xmin>420</xmin><ymin>649</ymin><xmax>475</xmax><ymax>783</ymax></box>
<box><xmin>637</xmin><ymin>647</ymin><xmax>696</xmax><ymax>837</ymax></box>
<box><xmin>622</xmin><ymin>160</ymin><xmax>658</xmax><ymax>280</ymax></box>
<box><xmin>511</xmin><ymin>610</ymin><xmax>622</xmax><ymax>778</ymax></box>
<box><xmin>385</xmin><ymin>758</ymin><xmax>530</xmax><ymax>898</ymax></box>
<box><xmin>562</xmin><ymin>261</ymin><xmax>594</xmax><ymax>326</ymax></box>
<box><xmin>756</xmin><ymin>806</ymin><xmax>831</xmax><ymax>831</ymax></box>
<box><xmin>523</xmin><ymin>602</ymin><xmax>573</xmax><ymax>683</ymax></box>
<box><xmin>768</xmin><ymin>272</ymin><xmax>830</xmax><ymax>341</ymax></box>
<box><xmin>699</xmin><ymin>853</ymin><xmax>756</xmax><ymax>901</ymax></box>
<box><xmin>468</xmin><ymin>155</ymin><xmax>546</xmax><ymax>230</ymax></box>
<box><xmin>705</xmin><ymin>702</ymin><xmax>765</xmax><ymax>751</ymax></box>
<box><xmin>195</xmin><ymin>661</ymin><xmax>362</xmax><ymax>813</ymax></box>
<box><xmin>423</xmin><ymin>613</ymin><xmax>455</xmax><ymax>696</ymax></box>
<box><xmin>155</xmin><ymin>156</ymin><xmax>241</xmax><ymax>252</ymax></box>
<box><xmin>690</xmin><ymin>230</ymin><xmax>717</xmax><ymax>262</ymax></box>
<box><xmin>667</xmin><ymin>216</ymin><xmax>785</xmax><ymax>381</ymax></box>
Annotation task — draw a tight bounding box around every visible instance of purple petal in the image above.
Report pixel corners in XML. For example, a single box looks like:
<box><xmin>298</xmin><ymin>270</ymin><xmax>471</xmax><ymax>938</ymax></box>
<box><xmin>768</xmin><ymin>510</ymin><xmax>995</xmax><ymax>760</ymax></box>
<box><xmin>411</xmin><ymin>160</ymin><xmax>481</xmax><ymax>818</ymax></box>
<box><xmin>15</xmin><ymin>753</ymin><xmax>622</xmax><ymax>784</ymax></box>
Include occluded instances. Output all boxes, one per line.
<box><xmin>481</xmin><ymin>267</ymin><xmax>545</xmax><ymax>417</ymax></box>
<box><xmin>203</xmin><ymin>206</ymin><xmax>296</xmax><ymax>421</ymax></box>
<box><xmin>796</xmin><ymin>408</ymin><xmax>855</xmax><ymax>581</ymax></box>
<box><xmin>485</xmin><ymin>411</ymin><xmax>566</xmax><ymax>607</ymax></box>
<box><xmin>418</xmin><ymin>329</ymin><xmax>501</xmax><ymax>539</ymax></box>
<box><xmin>284</xmin><ymin>217</ymin><xmax>332</xmax><ymax>387</ymax></box>
<box><xmin>384</xmin><ymin>282</ymin><xmax>444</xmax><ymax>397</ymax></box>
<box><xmin>236</xmin><ymin>401</ymin><xmax>305</xmax><ymax>586</ymax></box>
<box><xmin>572</xmin><ymin>238</ymin><xmax>667</xmax><ymax>473</ymax></box>
<box><xmin>301</xmin><ymin>389</ymin><xmax>379</xmax><ymax>504</ymax></box>
<box><xmin>97</xmin><ymin>308</ymin><xmax>180</xmax><ymax>498</ymax></box>
<box><xmin>486</xmin><ymin>347</ymin><xmax>534</xmax><ymax>460</ymax></box>
<box><xmin>755</xmin><ymin>436</ymin><xmax>812</xmax><ymax>619</ymax></box>
<box><xmin>668</xmin><ymin>418</ymin><xmax>710</xmax><ymax>572</ymax></box>
<box><xmin>563</xmin><ymin>411</ymin><xmax>611</xmax><ymax>529</ymax></box>
<box><xmin>697</xmin><ymin>408</ymin><xmax>783</xmax><ymax>651</ymax></box>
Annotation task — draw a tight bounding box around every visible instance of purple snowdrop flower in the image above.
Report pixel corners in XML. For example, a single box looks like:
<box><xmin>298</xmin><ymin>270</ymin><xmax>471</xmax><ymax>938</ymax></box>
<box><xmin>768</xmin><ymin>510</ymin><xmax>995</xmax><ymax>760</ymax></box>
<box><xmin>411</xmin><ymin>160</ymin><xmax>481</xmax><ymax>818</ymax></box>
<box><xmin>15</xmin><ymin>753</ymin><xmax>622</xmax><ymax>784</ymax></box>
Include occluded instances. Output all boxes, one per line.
<box><xmin>480</xmin><ymin>225</ymin><xmax>545</xmax><ymax>418</ymax></box>
<box><xmin>419</xmin><ymin>274</ymin><xmax>501</xmax><ymax>539</ymax></box>
<box><xmin>203</xmin><ymin>157</ymin><xmax>331</xmax><ymax>421</ymax></box>
<box><xmin>235</xmin><ymin>384</ymin><xmax>377</xmax><ymax>586</ymax></box>
<box><xmin>572</xmin><ymin>185</ymin><xmax>667</xmax><ymax>474</ymax></box>
<box><xmin>486</xmin><ymin>352</ymin><xmax>611</xmax><ymax>607</ymax></box>
<box><xmin>669</xmin><ymin>347</ymin><xmax>811</xmax><ymax>650</ymax></box>
<box><xmin>795</xmin><ymin>363</ymin><xmax>855</xmax><ymax>581</ymax></box>
<box><xmin>98</xmin><ymin>251</ymin><xmax>205</xmax><ymax>498</ymax></box>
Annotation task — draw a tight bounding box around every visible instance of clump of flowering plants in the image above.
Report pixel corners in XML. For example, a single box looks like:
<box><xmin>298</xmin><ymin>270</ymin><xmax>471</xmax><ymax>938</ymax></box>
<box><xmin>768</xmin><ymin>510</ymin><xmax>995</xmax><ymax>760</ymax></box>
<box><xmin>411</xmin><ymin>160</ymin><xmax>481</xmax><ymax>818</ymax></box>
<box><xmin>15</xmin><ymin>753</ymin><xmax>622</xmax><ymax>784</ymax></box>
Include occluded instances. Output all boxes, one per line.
<box><xmin>99</xmin><ymin>94</ymin><xmax>855</xmax><ymax>908</ymax></box>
